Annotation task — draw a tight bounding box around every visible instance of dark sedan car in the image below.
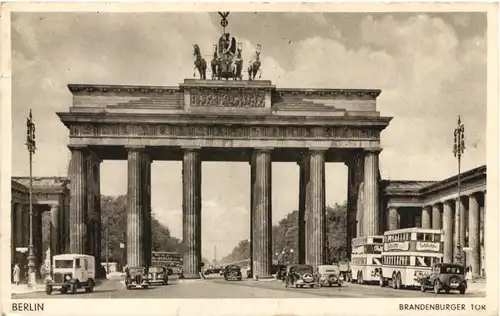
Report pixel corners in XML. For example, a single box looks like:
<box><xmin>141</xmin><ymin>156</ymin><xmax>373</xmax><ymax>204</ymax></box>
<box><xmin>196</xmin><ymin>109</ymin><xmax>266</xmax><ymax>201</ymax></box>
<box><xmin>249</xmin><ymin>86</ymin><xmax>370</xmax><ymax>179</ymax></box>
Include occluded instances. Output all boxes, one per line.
<box><xmin>223</xmin><ymin>265</ymin><xmax>242</xmax><ymax>281</ymax></box>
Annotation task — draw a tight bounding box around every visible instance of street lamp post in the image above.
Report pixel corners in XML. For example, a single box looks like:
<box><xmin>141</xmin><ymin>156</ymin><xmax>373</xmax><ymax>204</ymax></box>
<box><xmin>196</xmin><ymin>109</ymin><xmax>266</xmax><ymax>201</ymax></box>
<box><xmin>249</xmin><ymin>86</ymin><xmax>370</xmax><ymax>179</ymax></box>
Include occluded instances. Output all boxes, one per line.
<box><xmin>453</xmin><ymin>115</ymin><xmax>465</xmax><ymax>264</ymax></box>
<box><xmin>25</xmin><ymin>110</ymin><xmax>37</xmax><ymax>287</ymax></box>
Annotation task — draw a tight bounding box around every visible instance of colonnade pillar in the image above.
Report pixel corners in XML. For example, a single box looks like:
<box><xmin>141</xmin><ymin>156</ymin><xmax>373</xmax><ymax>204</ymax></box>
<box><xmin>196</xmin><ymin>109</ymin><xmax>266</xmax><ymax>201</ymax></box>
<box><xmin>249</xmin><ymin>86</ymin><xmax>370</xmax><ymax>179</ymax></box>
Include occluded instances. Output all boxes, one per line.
<box><xmin>126</xmin><ymin>146</ymin><xmax>151</xmax><ymax>268</ymax></box>
<box><xmin>50</xmin><ymin>204</ymin><xmax>61</xmax><ymax>258</ymax></box>
<box><xmin>432</xmin><ymin>204</ymin><xmax>441</xmax><ymax>229</ymax></box>
<box><xmin>32</xmin><ymin>205</ymin><xmax>43</xmax><ymax>278</ymax></box>
<box><xmin>182</xmin><ymin>148</ymin><xmax>202</xmax><ymax>278</ymax></box>
<box><xmin>468</xmin><ymin>194</ymin><xmax>480</xmax><ymax>277</ymax></box>
<box><xmin>387</xmin><ymin>207</ymin><xmax>399</xmax><ymax>231</ymax></box>
<box><xmin>249</xmin><ymin>156</ymin><xmax>255</xmax><ymax>269</ymax></box>
<box><xmin>305</xmin><ymin>150</ymin><xmax>326</xmax><ymax>266</ymax></box>
<box><xmin>421</xmin><ymin>206</ymin><xmax>431</xmax><ymax>229</ymax></box>
<box><xmin>363</xmin><ymin>149</ymin><xmax>380</xmax><ymax>236</ymax></box>
<box><xmin>442</xmin><ymin>201</ymin><xmax>453</xmax><ymax>263</ymax></box>
<box><xmin>68</xmin><ymin>145</ymin><xmax>88</xmax><ymax>254</ymax></box>
<box><xmin>297</xmin><ymin>156</ymin><xmax>309</xmax><ymax>264</ymax></box>
<box><xmin>251</xmin><ymin>149</ymin><xmax>272</xmax><ymax>278</ymax></box>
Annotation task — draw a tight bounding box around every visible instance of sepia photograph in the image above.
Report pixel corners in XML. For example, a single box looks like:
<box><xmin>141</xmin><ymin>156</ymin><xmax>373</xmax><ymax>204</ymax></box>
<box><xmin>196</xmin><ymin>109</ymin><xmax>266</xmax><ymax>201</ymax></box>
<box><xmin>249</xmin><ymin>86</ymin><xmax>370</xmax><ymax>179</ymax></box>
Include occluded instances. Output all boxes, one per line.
<box><xmin>1</xmin><ymin>2</ymin><xmax>498</xmax><ymax>316</ymax></box>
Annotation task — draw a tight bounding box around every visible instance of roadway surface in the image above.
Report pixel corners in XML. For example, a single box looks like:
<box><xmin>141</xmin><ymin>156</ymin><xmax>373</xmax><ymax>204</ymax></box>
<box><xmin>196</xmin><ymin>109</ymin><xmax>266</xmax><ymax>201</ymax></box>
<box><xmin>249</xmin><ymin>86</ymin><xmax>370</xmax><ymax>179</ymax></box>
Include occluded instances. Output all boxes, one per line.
<box><xmin>12</xmin><ymin>274</ymin><xmax>484</xmax><ymax>299</ymax></box>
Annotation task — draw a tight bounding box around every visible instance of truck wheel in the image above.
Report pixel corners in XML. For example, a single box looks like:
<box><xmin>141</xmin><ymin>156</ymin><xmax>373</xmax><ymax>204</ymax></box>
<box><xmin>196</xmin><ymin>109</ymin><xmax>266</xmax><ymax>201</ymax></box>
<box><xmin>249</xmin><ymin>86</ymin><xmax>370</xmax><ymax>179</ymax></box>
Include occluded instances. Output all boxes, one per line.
<box><xmin>85</xmin><ymin>279</ymin><xmax>94</xmax><ymax>293</ymax></box>
<box><xmin>71</xmin><ymin>282</ymin><xmax>78</xmax><ymax>294</ymax></box>
<box><xmin>434</xmin><ymin>281</ymin><xmax>441</xmax><ymax>294</ymax></box>
<box><xmin>420</xmin><ymin>283</ymin><xmax>426</xmax><ymax>292</ymax></box>
<box><xmin>396</xmin><ymin>273</ymin><xmax>402</xmax><ymax>289</ymax></box>
<box><xmin>45</xmin><ymin>285</ymin><xmax>53</xmax><ymax>295</ymax></box>
<box><xmin>459</xmin><ymin>286</ymin><xmax>466</xmax><ymax>294</ymax></box>
<box><xmin>60</xmin><ymin>287</ymin><xmax>67</xmax><ymax>294</ymax></box>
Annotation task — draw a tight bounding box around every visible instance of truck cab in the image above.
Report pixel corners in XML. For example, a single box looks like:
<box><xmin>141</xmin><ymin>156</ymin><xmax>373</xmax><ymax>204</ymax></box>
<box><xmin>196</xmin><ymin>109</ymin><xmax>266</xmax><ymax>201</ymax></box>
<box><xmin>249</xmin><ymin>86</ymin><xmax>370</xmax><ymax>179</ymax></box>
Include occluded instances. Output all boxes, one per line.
<box><xmin>46</xmin><ymin>254</ymin><xmax>96</xmax><ymax>295</ymax></box>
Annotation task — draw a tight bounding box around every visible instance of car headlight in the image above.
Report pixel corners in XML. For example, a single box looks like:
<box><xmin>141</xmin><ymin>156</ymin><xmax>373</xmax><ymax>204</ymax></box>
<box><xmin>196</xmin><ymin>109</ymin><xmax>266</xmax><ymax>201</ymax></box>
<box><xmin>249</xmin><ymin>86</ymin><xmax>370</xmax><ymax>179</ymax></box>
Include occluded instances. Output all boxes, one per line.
<box><xmin>65</xmin><ymin>275</ymin><xmax>71</xmax><ymax>281</ymax></box>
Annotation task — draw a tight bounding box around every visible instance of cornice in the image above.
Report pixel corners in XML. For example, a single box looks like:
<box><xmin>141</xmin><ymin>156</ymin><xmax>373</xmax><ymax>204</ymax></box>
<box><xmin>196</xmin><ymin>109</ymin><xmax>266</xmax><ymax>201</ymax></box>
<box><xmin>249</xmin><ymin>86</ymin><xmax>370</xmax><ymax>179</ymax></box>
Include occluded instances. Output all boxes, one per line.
<box><xmin>67</xmin><ymin>84</ymin><xmax>382</xmax><ymax>100</ymax></box>
<box><xmin>68</xmin><ymin>84</ymin><xmax>180</xmax><ymax>95</ymax></box>
<box><xmin>419</xmin><ymin>165</ymin><xmax>486</xmax><ymax>194</ymax></box>
<box><xmin>57</xmin><ymin>111</ymin><xmax>393</xmax><ymax>127</ymax></box>
<box><xmin>275</xmin><ymin>88</ymin><xmax>382</xmax><ymax>99</ymax></box>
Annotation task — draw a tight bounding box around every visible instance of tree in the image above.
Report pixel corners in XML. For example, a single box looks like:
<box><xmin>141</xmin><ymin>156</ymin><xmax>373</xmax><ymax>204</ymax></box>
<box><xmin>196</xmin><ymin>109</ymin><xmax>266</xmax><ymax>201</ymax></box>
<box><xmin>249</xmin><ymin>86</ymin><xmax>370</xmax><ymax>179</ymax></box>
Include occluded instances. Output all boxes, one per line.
<box><xmin>224</xmin><ymin>201</ymin><xmax>348</xmax><ymax>265</ymax></box>
<box><xmin>220</xmin><ymin>239</ymin><xmax>250</xmax><ymax>264</ymax></box>
<box><xmin>100</xmin><ymin>195</ymin><xmax>185</xmax><ymax>265</ymax></box>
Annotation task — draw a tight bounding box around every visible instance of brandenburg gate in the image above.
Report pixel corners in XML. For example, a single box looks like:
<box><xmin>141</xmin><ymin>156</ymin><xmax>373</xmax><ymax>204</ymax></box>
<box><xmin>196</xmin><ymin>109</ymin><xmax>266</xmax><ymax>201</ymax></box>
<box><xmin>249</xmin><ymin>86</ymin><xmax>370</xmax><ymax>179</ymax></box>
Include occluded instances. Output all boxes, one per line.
<box><xmin>57</xmin><ymin>79</ymin><xmax>392</xmax><ymax>278</ymax></box>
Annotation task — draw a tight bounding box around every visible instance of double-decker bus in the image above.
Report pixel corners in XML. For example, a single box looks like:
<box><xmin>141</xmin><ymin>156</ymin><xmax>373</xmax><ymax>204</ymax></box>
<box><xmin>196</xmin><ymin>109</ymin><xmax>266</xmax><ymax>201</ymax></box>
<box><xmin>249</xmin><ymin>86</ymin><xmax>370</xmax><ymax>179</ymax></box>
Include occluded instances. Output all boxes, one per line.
<box><xmin>151</xmin><ymin>252</ymin><xmax>182</xmax><ymax>275</ymax></box>
<box><xmin>380</xmin><ymin>227</ymin><xmax>444</xmax><ymax>289</ymax></box>
<box><xmin>350</xmin><ymin>236</ymin><xmax>384</xmax><ymax>284</ymax></box>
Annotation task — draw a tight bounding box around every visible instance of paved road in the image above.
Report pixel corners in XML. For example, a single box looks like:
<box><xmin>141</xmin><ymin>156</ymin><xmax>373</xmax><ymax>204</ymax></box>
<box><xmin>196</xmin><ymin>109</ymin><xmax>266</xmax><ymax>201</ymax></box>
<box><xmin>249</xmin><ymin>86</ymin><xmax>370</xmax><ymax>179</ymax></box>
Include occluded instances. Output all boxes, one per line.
<box><xmin>12</xmin><ymin>275</ymin><xmax>484</xmax><ymax>299</ymax></box>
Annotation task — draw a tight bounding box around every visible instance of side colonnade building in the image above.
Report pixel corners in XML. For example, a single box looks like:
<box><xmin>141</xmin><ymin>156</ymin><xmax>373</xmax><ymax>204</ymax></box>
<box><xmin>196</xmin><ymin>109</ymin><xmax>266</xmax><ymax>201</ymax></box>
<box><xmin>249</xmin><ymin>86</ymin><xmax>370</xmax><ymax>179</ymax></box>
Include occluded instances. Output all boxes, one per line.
<box><xmin>380</xmin><ymin>165</ymin><xmax>487</xmax><ymax>278</ymax></box>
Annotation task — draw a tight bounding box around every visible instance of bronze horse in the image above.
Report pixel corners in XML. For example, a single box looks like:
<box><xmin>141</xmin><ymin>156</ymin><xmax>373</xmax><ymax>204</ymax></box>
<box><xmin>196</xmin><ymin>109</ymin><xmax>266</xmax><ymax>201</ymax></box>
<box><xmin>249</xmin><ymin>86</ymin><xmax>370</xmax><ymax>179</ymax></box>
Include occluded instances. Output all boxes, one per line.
<box><xmin>232</xmin><ymin>47</ymin><xmax>243</xmax><ymax>81</ymax></box>
<box><xmin>248</xmin><ymin>46</ymin><xmax>262</xmax><ymax>81</ymax></box>
<box><xmin>193</xmin><ymin>44</ymin><xmax>207</xmax><ymax>80</ymax></box>
<box><xmin>211</xmin><ymin>45</ymin><xmax>220</xmax><ymax>80</ymax></box>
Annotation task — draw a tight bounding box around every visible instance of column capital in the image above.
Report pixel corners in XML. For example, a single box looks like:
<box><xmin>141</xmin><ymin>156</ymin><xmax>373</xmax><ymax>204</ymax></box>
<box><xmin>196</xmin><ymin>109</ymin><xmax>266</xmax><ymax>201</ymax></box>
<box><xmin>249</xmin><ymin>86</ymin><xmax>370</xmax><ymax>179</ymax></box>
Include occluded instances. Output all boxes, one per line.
<box><xmin>364</xmin><ymin>148</ymin><xmax>383</xmax><ymax>154</ymax></box>
<box><xmin>125</xmin><ymin>145</ymin><xmax>147</xmax><ymax>152</ymax></box>
<box><xmin>253</xmin><ymin>148</ymin><xmax>274</xmax><ymax>157</ymax></box>
<box><xmin>182</xmin><ymin>145</ymin><xmax>202</xmax><ymax>152</ymax></box>
<box><xmin>67</xmin><ymin>144</ymin><xmax>88</xmax><ymax>151</ymax></box>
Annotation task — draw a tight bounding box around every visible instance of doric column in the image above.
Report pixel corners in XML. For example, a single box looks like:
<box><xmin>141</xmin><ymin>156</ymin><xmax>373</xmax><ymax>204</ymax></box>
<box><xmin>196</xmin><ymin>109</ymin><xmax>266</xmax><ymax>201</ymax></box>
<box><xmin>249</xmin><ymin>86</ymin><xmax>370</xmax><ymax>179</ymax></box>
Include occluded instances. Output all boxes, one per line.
<box><xmin>13</xmin><ymin>203</ymin><xmax>24</xmax><ymax>267</ymax></box>
<box><xmin>33</xmin><ymin>205</ymin><xmax>43</xmax><ymax>277</ymax></box>
<box><xmin>68</xmin><ymin>145</ymin><xmax>88</xmax><ymax>254</ymax></box>
<box><xmin>142</xmin><ymin>155</ymin><xmax>152</xmax><ymax>267</ymax></box>
<box><xmin>468</xmin><ymin>194</ymin><xmax>480</xmax><ymax>277</ymax></box>
<box><xmin>50</xmin><ymin>203</ymin><xmax>60</xmax><ymax>256</ymax></box>
<box><xmin>432</xmin><ymin>204</ymin><xmax>441</xmax><ymax>229</ymax></box>
<box><xmin>182</xmin><ymin>148</ymin><xmax>202</xmax><ymax>278</ymax></box>
<box><xmin>480</xmin><ymin>191</ymin><xmax>486</xmax><ymax>277</ymax></box>
<box><xmin>126</xmin><ymin>146</ymin><xmax>149</xmax><ymax>267</ymax></box>
<box><xmin>22</xmin><ymin>204</ymin><xmax>30</xmax><ymax>249</ymax></box>
<box><xmin>252</xmin><ymin>148</ymin><xmax>272</xmax><ymax>278</ymax></box>
<box><xmin>306</xmin><ymin>149</ymin><xmax>326</xmax><ymax>266</ymax></box>
<box><xmin>249</xmin><ymin>156</ymin><xmax>255</xmax><ymax>270</ymax></box>
<box><xmin>421</xmin><ymin>206</ymin><xmax>431</xmax><ymax>229</ymax></box>
<box><xmin>387</xmin><ymin>207</ymin><xmax>399</xmax><ymax>231</ymax></box>
<box><xmin>363</xmin><ymin>149</ymin><xmax>380</xmax><ymax>236</ymax></box>
<box><xmin>297</xmin><ymin>155</ymin><xmax>309</xmax><ymax>264</ymax></box>
<box><xmin>442</xmin><ymin>200</ymin><xmax>453</xmax><ymax>263</ymax></box>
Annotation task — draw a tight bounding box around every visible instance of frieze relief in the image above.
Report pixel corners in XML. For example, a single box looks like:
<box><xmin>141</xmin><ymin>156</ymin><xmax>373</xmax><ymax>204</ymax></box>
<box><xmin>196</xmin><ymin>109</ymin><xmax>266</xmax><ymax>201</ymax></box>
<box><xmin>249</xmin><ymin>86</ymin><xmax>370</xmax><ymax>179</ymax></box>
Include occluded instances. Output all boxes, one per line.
<box><xmin>70</xmin><ymin>123</ymin><xmax>380</xmax><ymax>140</ymax></box>
<box><xmin>190</xmin><ymin>90</ymin><xmax>265</xmax><ymax>108</ymax></box>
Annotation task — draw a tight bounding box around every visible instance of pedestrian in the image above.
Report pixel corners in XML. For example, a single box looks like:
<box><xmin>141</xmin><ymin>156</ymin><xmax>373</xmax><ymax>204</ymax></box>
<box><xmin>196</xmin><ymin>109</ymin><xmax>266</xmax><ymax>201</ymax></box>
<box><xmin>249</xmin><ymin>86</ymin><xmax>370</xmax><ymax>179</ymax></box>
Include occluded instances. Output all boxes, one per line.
<box><xmin>13</xmin><ymin>264</ymin><xmax>20</xmax><ymax>285</ymax></box>
<box><xmin>466</xmin><ymin>266</ymin><xmax>474</xmax><ymax>283</ymax></box>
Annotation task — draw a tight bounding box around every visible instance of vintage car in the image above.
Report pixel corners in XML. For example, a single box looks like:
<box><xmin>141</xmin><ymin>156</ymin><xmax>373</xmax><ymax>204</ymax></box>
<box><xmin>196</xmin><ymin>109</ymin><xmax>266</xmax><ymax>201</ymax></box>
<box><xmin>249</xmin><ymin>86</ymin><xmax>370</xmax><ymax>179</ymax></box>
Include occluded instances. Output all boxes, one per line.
<box><xmin>45</xmin><ymin>254</ymin><xmax>96</xmax><ymax>295</ymax></box>
<box><xmin>317</xmin><ymin>265</ymin><xmax>342</xmax><ymax>287</ymax></box>
<box><xmin>284</xmin><ymin>264</ymin><xmax>320</xmax><ymax>288</ymax></box>
<box><xmin>124</xmin><ymin>267</ymin><xmax>150</xmax><ymax>290</ymax></box>
<box><xmin>223</xmin><ymin>265</ymin><xmax>243</xmax><ymax>281</ymax></box>
<box><xmin>419</xmin><ymin>263</ymin><xmax>467</xmax><ymax>294</ymax></box>
<box><xmin>148</xmin><ymin>266</ymin><xmax>169</xmax><ymax>285</ymax></box>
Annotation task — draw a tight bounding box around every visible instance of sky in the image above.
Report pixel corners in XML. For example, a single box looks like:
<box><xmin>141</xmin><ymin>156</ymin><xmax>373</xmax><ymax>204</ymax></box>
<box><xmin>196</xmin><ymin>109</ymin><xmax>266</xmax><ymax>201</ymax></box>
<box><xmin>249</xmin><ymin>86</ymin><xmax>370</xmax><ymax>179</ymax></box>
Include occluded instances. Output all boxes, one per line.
<box><xmin>11</xmin><ymin>12</ymin><xmax>487</xmax><ymax>260</ymax></box>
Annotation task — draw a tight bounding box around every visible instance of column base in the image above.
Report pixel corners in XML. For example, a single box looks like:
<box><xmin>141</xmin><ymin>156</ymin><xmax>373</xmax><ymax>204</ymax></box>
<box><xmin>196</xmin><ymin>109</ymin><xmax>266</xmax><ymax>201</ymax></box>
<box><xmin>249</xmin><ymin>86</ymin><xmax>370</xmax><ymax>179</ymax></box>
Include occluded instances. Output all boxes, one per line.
<box><xmin>253</xmin><ymin>274</ymin><xmax>273</xmax><ymax>280</ymax></box>
<box><xmin>181</xmin><ymin>273</ymin><xmax>201</xmax><ymax>279</ymax></box>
